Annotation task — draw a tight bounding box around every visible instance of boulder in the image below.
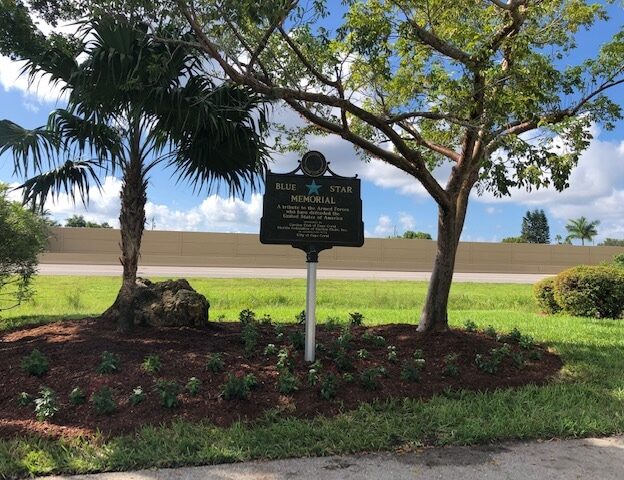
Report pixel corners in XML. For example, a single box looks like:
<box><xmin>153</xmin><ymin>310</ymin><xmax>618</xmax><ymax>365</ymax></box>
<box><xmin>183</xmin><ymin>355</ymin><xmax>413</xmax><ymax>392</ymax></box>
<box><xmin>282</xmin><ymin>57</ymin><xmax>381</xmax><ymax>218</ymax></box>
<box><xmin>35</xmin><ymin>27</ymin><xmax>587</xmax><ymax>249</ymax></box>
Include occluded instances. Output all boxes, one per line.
<box><xmin>102</xmin><ymin>278</ymin><xmax>209</xmax><ymax>327</ymax></box>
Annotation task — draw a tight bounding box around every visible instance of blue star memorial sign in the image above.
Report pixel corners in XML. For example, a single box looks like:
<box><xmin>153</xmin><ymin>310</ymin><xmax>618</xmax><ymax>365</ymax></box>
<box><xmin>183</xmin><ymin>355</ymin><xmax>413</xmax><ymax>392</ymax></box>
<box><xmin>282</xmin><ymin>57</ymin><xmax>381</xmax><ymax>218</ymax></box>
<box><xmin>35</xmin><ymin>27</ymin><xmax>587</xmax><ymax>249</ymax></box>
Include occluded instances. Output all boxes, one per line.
<box><xmin>306</xmin><ymin>180</ymin><xmax>322</xmax><ymax>195</ymax></box>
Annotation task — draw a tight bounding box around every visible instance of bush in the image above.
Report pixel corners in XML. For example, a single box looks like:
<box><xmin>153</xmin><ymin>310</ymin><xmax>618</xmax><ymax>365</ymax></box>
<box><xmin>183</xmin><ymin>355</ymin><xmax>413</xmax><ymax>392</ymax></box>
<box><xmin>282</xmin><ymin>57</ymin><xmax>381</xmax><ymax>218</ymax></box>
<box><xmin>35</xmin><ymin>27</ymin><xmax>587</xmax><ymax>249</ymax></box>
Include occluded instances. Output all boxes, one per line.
<box><xmin>222</xmin><ymin>373</ymin><xmax>255</xmax><ymax>400</ymax></box>
<box><xmin>533</xmin><ymin>277</ymin><xmax>562</xmax><ymax>314</ymax></box>
<box><xmin>205</xmin><ymin>353</ymin><xmax>224</xmax><ymax>373</ymax></box>
<box><xmin>155</xmin><ymin>380</ymin><xmax>180</xmax><ymax>408</ymax></box>
<box><xmin>34</xmin><ymin>387</ymin><xmax>59</xmax><ymax>421</ymax></box>
<box><xmin>91</xmin><ymin>387</ymin><xmax>117</xmax><ymax>415</ymax></box>
<box><xmin>21</xmin><ymin>349</ymin><xmax>49</xmax><ymax>377</ymax></box>
<box><xmin>97</xmin><ymin>351</ymin><xmax>120</xmax><ymax>374</ymax></box>
<box><xmin>613</xmin><ymin>254</ymin><xmax>624</xmax><ymax>268</ymax></box>
<box><xmin>141</xmin><ymin>354</ymin><xmax>161</xmax><ymax>374</ymax></box>
<box><xmin>129</xmin><ymin>386</ymin><xmax>146</xmax><ymax>406</ymax></box>
<box><xmin>554</xmin><ymin>265</ymin><xmax>624</xmax><ymax>318</ymax></box>
<box><xmin>69</xmin><ymin>387</ymin><xmax>87</xmax><ymax>406</ymax></box>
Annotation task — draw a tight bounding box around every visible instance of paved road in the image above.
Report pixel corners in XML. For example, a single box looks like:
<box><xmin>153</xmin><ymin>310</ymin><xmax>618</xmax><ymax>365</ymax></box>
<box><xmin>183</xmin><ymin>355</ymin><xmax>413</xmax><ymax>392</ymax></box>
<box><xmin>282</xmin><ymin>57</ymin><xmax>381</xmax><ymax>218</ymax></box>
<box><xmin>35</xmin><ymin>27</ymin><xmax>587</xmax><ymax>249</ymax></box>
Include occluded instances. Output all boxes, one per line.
<box><xmin>43</xmin><ymin>436</ymin><xmax>624</xmax><ymax>480</ymax></box>
<box><xmin>38</xmin><ymin>264</ymin><xmax>550</xmax><ymax>283</ymax></box>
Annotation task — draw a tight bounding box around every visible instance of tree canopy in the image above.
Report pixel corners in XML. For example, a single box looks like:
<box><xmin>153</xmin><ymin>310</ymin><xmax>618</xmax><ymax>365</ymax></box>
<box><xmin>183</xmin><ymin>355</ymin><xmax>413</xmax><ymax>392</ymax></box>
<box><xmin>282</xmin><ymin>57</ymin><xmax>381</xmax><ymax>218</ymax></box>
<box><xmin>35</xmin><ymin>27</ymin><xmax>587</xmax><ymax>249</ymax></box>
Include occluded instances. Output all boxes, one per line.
<box><xmin>521</xmin><ymin>209</ymin><xmax>550</xmax><ymax>244</ymax></box>
<box><xmin>566</xmin><ymin>216</ymin><xmax>600</xmax><ymax>245</ymax></box>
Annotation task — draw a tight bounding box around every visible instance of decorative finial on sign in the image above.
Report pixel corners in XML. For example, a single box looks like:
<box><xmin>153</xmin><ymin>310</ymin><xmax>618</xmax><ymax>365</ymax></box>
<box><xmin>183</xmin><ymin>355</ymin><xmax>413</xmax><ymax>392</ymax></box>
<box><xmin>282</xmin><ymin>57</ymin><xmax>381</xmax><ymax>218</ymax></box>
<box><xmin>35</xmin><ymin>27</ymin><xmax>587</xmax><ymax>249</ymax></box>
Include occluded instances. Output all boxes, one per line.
<box><xmin>301</xmin><ymin>151</ymin><xmax>328</xmax><ymax>177</ymax></box>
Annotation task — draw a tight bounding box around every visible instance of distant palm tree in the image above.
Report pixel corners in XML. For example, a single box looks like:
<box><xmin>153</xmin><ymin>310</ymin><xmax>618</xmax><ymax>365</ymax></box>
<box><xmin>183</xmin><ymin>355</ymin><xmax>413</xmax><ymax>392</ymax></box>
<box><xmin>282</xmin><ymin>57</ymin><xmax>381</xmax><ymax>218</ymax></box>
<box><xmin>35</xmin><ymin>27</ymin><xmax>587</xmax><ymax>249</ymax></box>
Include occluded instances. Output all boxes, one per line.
<box><xmin>565</xmin><ymin>217</ymin><xmax>600</xmax><ymax>246</ymax></box>
<box><xmin>0</xmin><ymin>16</ymin><xmax>269</xmax><ymax>332</ymax></box>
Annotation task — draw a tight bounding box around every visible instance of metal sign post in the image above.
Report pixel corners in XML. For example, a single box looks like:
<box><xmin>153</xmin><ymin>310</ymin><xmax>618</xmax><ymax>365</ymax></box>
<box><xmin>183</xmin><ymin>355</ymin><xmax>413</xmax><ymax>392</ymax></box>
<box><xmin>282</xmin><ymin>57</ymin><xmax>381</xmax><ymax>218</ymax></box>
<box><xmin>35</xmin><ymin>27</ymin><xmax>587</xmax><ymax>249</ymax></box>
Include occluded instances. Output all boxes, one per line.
<box><xmin>260</xmin><ymin>151</ymin><xmax>364</xmax><ymax>362</ymax></box>
<box><xmin>305</xmin><ymin>248</ymin><xmax>319</xmax><ymax>362</ymax></box>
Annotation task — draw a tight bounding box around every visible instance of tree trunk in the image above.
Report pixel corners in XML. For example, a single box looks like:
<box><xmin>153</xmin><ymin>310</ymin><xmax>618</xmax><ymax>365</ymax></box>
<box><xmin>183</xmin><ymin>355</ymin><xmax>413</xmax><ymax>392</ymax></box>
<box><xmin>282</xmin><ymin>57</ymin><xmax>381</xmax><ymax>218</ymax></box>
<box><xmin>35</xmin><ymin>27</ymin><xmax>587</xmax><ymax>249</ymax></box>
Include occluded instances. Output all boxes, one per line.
<box><xmin>113</xmin><ymin>121</ymin><xmax>146</xmax><ymax>333</ymax></box>
<box><xmin>418</xmin><ymin>183</ymin><xmax>472</xmax><ymax>333</ymax></box>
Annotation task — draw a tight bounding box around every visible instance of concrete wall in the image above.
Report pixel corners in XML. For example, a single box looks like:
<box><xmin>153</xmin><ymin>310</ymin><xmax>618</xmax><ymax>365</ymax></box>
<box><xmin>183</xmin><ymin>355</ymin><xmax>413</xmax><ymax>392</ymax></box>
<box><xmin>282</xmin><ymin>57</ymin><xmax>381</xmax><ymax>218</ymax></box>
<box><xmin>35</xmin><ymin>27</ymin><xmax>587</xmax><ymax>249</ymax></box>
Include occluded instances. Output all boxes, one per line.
<box><xmin>39</xmin><ymin>228</ymin><xmax>624</xmax><ymax>274</ymax></box>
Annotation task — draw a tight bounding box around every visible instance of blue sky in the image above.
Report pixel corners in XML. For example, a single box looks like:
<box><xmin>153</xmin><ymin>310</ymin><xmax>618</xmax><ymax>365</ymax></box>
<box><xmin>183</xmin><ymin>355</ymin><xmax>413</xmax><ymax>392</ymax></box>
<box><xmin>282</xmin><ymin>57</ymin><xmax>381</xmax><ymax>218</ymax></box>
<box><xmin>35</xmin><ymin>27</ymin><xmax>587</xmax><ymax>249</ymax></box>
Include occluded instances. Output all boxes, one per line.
<box><xmin>1</xmin><ymin>2</ymin><xmax>623</xmax><ymax>243</ymax></box>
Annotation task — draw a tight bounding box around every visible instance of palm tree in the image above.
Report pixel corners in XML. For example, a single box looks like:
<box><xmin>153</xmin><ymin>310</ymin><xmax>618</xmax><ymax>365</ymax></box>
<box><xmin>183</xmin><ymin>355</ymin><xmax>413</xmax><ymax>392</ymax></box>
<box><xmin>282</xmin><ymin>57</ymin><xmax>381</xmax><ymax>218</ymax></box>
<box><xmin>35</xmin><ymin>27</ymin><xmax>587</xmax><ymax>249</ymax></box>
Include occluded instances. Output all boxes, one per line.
<box><xmin>0</xmin><ymin>17</ymin><xmax>269</xmax><ymax>332</ymax></box>
<box><xmin>565</xmin><ymin>217</ymin><xmax>600</xmax><ymax>246</ymax></box>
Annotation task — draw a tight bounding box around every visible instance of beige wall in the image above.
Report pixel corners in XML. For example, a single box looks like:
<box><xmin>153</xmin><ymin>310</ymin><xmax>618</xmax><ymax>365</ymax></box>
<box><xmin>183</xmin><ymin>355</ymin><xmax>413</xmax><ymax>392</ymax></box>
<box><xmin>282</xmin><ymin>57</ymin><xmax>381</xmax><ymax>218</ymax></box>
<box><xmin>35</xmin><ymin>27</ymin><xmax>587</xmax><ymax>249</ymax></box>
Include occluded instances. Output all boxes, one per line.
<box><xmin>40</xmin><ymin>228</ymin><xmax>623</xmax><ymax>274</ymax></box>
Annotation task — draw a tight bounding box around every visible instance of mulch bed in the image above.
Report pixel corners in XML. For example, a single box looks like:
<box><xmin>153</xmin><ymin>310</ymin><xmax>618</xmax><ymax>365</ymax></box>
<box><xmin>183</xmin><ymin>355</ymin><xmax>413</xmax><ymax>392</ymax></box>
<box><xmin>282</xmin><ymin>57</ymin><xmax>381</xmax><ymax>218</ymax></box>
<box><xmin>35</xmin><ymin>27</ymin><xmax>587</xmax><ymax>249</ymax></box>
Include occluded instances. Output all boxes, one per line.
<box><xmin>0</xmin><ymin>318</ymin><xmax>562</xmax><ymax>439</ymax></box>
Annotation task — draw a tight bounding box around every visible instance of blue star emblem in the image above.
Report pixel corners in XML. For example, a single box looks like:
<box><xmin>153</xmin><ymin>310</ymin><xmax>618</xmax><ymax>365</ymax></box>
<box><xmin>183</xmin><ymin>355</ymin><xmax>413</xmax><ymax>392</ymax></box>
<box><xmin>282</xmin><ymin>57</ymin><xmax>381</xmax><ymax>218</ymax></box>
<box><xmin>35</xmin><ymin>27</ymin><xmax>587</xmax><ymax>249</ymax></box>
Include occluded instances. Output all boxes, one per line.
<box><xmin>306</xmin><ymin>180</ymin><xmax>322</xmax><ymax>195</ymax></box>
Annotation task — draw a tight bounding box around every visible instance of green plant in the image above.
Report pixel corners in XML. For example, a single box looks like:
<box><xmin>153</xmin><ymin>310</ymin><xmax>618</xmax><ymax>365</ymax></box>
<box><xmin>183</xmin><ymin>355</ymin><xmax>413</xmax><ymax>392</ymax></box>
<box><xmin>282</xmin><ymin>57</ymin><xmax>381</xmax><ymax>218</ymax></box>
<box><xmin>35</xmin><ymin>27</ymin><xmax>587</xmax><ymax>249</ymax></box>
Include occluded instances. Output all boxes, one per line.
<box><xmin>295</xmin><ymin>310</ymin><xmax>306</xmax><ymax>324</ymax></box>
<box><xmin>260</xmin><ymin>314</ymin><xmax>273</xmax><ymax>325</ymax></box>
<box><xmin>97</xmin><ymin>351</ymin><xmax>120</xmax><ymax>374</ymax></box>
<box><xmin>222</xmin><ymin>373</ymin><xmax>252</xmax><ymax>400</ymax></box>
<box><xmin>463</xmin><ymin>319</ymin><xmax>478</xmax><ymax>332</ymax></box>
<box><xmin>277</xmin><ymin>370</ymin><xmax>300</xmax><ymax>394</ymax></box>
<box><xmin>613</xmin><ymin>253</ymin><xmax>624</xmax><ymax>268</ymax></box>
<box><xmin>510</xmin><ymin>351</ymin><xmax>525</xmax><ymax>369</ymax></box>
<box><xmin>289</xmin><ymin>330</ymin><xmax>305</xmax><ymax>351</ymax></box>
<box><xmin>519</xmin><ymin>334</ymin><xmax>535</xmax><ymax>350</ymax></box>
<box><xmin>21</xmin><ymin>349</ymin><xmax>49</xmax><ymax>377</ymax></box>
<box><xmin>357</xmin><ymin>349</ymin><xmax>369</xmax><ymax>359</ymax></box>
<box><xmin>508</xmin><ymin>328</ymin><xmax>523</xmax><ymax>343</ymax></box>
<box><xmin>264</xmin><ymin>343</ymin><xmax>277</xmax><ymax>356</ymax></box>
<box><xmin>186</xmin><ymin>377</ymin><xmax>201</xmax><ymax>396</ymax></box>
<box><xmin>206</xmin><ymin>353</ymin><xmax>224</xmax><ymax>373</ymax></box>
<box><xmin>276</xmin><ymin>347</ymin><xmax>294</xmax><ymax>372</ymax></box>
<box><xmin>400</xmin><ymin>360</ymin><xmax>422</xmax><ymax>382</ymax></box>
<box><xmin>443</xmin><ymin>353</ymin><xmax>460</xmax><ymax>378</ymax></box>
<box><xmin>320</xmin><ymin>373</ymin><xmax>339</xmax><ymax>400</ymax></box>
<box><xmin>238</xmin><ymin>308</ymin><xmax>256</xmax><ymax>324</ymax></box>
<box><xmin>155</xmin><ymin>380</ymin><xmax>181</xmax><ymax>408</ymax></box>
<box><xmin>533</xmin><ymin>277</ymin><xmax>562</xmax><ymax>314</ymax></box>
<box><xmin>475</xmin><ymin>353</ymin><xmax>501</xmax><ymax>374</ymax></box>
<box><xmin>141</xmin><ymin>354</ymin><xmax>161</xmax><ymax>374</ymax></box>
<box><xmin>413</xmin><ymin>349</ymin><xmax>425</xmax><ymax>360</ymax></box>
<box><xmin>324</xmin><ymin>316</ymin><xmax>341</xmax><ymax>330</ymax></box>
<box><xmin>307</xmin><ymin>361</ymin><xmax>322</xmax><ymax>386</ymax></box>
<box><xmin>484</xmin><ymin>326</ymin><xmax>498</xmax><ymax>338</ymax></box>
<box><xmin>69</xmin><ymin>387</ymin><xmax>86</xmax><ymax>406</ymax></box>
<box><xmin>129</xmin><ymin>386</ymin><xmax>146</xmax><ymax>406</ymax></box>
<box><xmin>91</xmin><ymin>387</ymin><xmax>117</xmax><ymax>415</ymax></box>
<box><xmin>333</xmin><ymin>348</ymin><xmax>353</xmax><ymax>372</ymax></box>
<box><xmin>528</xmin><ymin>350</ymin><xmax>543</xmax><ymax>361</ymax></box>
<box><xmin>348</xmin><ymin>311</ymin><xmax>364</xmax><ymax>326</ymax></box>
<box><xmin>17</xmin><ymin>392</ymin><xmax>33</xmax><ymax>407</ymax></box>
<box><xmin>336</xmin><ymin>325</ymin><xmax>354</xmax><ymax>350</ymax></box>
<box><xmin>244</xmin><ymin>374</ymin><xmax>258</xmax><ymax>390</ymax></box>
<box><xmin>359</xmin><ymin>367</ymin><xmax>384</xmax><ymax>390</ymax></box>
<box><xmin>241</xmin><ymin>322</ymin><xmax>259</xmax><ymax>356</ymax></box>
<box><xmin>362</xmin><ymin>332</ymin><xmax>386</xmax><ymax>347</ymax></box>
<box><xmin>342</xmin><ymin>372</ymin><xmax>354</xmax><ymax>383</ymax></box>
<box><xmin>387</xmin><ymin>345</ymin><xmax>398</xmax><ymax>362</ymax></box>
<box><xmin>34</xmin><ymin>387</ymin><xmax>59</xmax><ymax>421</ymax></box>
<box><xmin>554</xmin><ymin>265</ymin><xmax>624</xmax><ymax>318</ymax></box>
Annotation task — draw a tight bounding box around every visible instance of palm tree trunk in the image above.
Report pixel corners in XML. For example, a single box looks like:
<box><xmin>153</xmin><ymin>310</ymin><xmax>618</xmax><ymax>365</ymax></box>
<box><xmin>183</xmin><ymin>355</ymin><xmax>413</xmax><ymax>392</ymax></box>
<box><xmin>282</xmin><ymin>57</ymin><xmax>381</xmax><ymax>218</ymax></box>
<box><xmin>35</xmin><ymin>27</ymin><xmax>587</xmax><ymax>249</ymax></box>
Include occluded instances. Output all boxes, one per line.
<box><xmin>116</xmin><ymin>120</ymin><xmax>146</xmax><ymax>333</ymax></box>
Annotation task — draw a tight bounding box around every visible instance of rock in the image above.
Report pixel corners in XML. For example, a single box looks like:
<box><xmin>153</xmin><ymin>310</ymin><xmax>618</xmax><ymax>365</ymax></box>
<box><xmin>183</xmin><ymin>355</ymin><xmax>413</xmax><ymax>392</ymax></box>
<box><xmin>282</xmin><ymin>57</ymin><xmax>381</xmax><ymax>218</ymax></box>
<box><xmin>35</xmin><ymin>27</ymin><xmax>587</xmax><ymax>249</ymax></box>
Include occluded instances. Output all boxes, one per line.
<box><xmin>102</xmin><ymin>278</ymin><xmax>210</xmax><ymax>327</ymax></box>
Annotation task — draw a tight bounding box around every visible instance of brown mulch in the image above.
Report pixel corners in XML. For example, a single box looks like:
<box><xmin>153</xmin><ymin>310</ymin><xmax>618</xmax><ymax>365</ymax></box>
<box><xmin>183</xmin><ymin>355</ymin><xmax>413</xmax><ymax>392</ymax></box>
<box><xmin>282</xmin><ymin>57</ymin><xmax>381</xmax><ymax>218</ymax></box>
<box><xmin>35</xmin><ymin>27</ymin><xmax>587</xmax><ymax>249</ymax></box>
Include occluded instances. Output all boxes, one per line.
<box><xmin>0</xmin><ymin>318</ymin><xmax>562</xmax><ymax>439</ymax></box>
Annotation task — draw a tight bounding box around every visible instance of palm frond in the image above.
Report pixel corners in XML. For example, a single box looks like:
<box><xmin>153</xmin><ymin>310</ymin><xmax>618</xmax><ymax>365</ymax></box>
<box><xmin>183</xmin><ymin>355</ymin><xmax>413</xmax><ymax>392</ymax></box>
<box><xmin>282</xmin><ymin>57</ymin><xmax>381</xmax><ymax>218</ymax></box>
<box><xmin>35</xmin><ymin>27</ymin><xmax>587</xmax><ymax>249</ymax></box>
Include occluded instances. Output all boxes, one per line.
<box><xmin>0</xmin><ymin>119</ymin><xmax>59</xmax><ymax>175</ymax></box>
<box><xmin>16</xmin><ymin>160</ymin><xmax>103</xmax><ymax>210</ymax></box>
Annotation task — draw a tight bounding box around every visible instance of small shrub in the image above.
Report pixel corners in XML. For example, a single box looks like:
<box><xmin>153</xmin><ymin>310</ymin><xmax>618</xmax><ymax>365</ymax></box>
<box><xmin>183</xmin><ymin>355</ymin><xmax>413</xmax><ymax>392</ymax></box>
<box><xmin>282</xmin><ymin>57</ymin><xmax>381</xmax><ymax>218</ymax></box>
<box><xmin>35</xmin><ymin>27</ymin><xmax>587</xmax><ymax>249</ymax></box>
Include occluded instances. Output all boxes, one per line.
<box><xmin>475</xmin><ymin>353</ymin><xmax>501</xmax><ymax>374</ymax></box>
<box><xmin>333</xmin><ymin>348</ymin><xmax>353</xmax><ymax>372</ymax></box>
<box><xmin>528</xmin><ymin>350</ymin><xmax>543</xmax><ymax>361</ymax></box>
<box><xmin>17</xmin><ymin>392</ymin><xmax>33</xmax><ymax>407</ymax></box>
<box><xmin>277</xmin><ymin>370</ymin><xmax>300</xmax><ymax>394</ymax></box>
<box><xmin>400</xmin><ymin>360</ymin><xmax>422</xmax><ymax>382</ymax></box>
<box><xmin>295</xmin><ymin>310</ymin><xmax>306</xmax><ymax>324</ymax></box>
<box><xmin>155</xmin><ymin>380</ymin><xmax>180</xmax><ymax>408</ymax></box>
<box><xmin>244</xmin><ymin>374</ymin><xmax>258</xmax><ymax>389</ymax></box>
<box><xmin>554</xmin><ymin>265</ymin><xmax>624</xmax><ymax>318</ymax></box>
<box><xmin>362</xmin><ymin>332</ymin><xmax>386</xmax><ymax>347</ymax></box>
<box><xmin>222</xmin><ymin>373</ymin><xmax>251</xmax><ymax>400</ymax></box>
<box><xmin>413</xmin><ymin>349</ymin><xmax>425</xmax><ymax>360</ymax></box>
<box><xmin>463</xmin><ymin>319</ymin><xmax>478</xmax><ymax>332</ymax></box>
<box><xmin>206</xmin><ymin>353</ymin><xmax>224</xmax><ymax>373</ymax></box>
<box><xmin>34</xmin><ymin>387</ymin><xmax>58</xmax><ymax>421</ymax></box>
<box><xmin>260</xmin><ymin>314</ymin><xmax>273</xmax><ymax>325</ymax></box>
<box><xmin>264</xmin><ymin>343</ymin><xmax>278</xmax><ymax>356</ymax></box>
<box><xmin>141</xmin><ymin>354</ymin><xmax>161</xmax><ymax>374</ymax></box>
<box><xmin>357</xmin><ymin>349</ymin><xmax>369</xmax><ymax>359</ymax></box>
<box><xmin>274</xmin><ymin>324</ymin><xmax>285</xmax><ymax>341</ymax></box>
<box><xmin>484</xmin><ymin>326</ymin><xmax>497</xmax><ymax>338</ymax></box>
<box><xmin>129</xmin><ymin>386</ymin><xmax>146</xmax><ymax>406</ymax></box>
<box><xmin>307</xmin><ymin>361</ymin><xmax>322</xmax><ymax>386</ymax></box>
<box><xmin>186</xmin><ymin>377</ymin><xmax>201</xmax><ymax>396</ymax></box>
<box><xmin>508</xmin><ymin>328</ymin><xmax>523</xmax><ymax>343</ymax></box>
<box><xmin>442</xmin><ymin>353</ymin><xmax>460</xmax><ymax>378</ymax></box>
<box><xmin>21</xmin><ymin>349</ymin><xmax>49</xmax><ymax>377</ymax></box>
<box><xmin>612</xmin><ymin>253</ymin><xmax>624</xmax><ymax>268</ymax></box>
<box><xmin>241</xmin><ymin>322</ymin><xmax>259</xmax><ymax>356</ymax></box>
<box><xmin>533</xmin><ymin>277</ymin><xmax>562</xmax><ymax>314</ymax></box>
<box><xmin>238</xmin><ymin>308</ymin><xmax>256</xmax><ymax>324</ymax></box>
<box><xmin>97</xmin><ymin>351</ymin><xmax>120</xmax><ymax>374</ymax></box>
<box><xmin>519</xmin><ymin>334</ymin><xmax>535</xmax><ymax>350</ymax></box>
<box><xmin>91</xmin><ymin>387</ymin><xmax>117</xmax><ymax>415</ymax></box>
<box><xmin>342</xmin><ymin>372</ymin><xmax>354</xmax><ymax>383</ymax></box>
<box><xmin>289</xmin><ymin>330</ymin><xmax>305</xmax><ymax>351</ymax></box>
<box><xmin>336</xmin><ymin>325</ymin><xmax>354</xmax><ymax>350</ymax></box>
<box><xmin>348</xmin><ymin>312</ymin><xmax>364</xmax><ymax>326</ymax></box>
<box><xmin>387</xmin><ymin>345</ymin><xmax>398</xmax><ymax>362</ymax></box>
<box><xmin>510</xmin><ymin>351</ymin><xmax>525</xmax><ymax>368</ymax></box>
<box><xmin>320</xmin><ymin>373</ymin><xmax>339</xmax><ymax>400</ymax></box>
<box><xmin>359</xmin><ymin>367</ymin><xmax>384</xmax><ymax>390</ymax></box>
<box><xmin>276</xmin><ymin>347</ymin><xmax>294</xmax><ymax>371</ymax></box>
<box><xmin>324</xmin><ymin>316</ymin><xmax>341</xmax><ymax>330</ymax></box>
<box><xmin>69</xmin><ymin>387</ymin><xmax>86</xmax><ymax>406</ymax></box>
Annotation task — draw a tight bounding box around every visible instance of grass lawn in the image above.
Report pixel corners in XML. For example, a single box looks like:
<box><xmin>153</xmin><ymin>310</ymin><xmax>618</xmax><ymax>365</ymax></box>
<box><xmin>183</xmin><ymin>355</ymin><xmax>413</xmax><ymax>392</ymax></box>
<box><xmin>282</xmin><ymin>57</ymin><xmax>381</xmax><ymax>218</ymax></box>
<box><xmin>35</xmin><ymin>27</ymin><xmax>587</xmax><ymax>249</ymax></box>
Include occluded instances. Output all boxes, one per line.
<box><xmin>1</xmin><ymin>275</ymin><xmax>623</xmax><ymax>478</ymax></box>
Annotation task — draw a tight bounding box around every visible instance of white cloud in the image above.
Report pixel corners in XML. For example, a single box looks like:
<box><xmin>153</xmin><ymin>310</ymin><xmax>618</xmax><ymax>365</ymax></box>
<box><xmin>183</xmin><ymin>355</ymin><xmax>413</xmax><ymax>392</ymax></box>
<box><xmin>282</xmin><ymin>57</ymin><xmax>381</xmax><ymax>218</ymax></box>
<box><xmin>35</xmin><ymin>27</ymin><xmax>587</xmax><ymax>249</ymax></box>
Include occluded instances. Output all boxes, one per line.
<box><xmin>373</xmin><ymin>215</ymin><xmax>394</xmax><ymax>237</ymax></box>
<box><xmin>398</xmin><ymin>212</ymin><xmax>416</xmax><ymax>230</ymax></box>
<box><xmin>485</xmin><ymin>207</ymin><xmax>501</xmax><ymax>214</ymax></box>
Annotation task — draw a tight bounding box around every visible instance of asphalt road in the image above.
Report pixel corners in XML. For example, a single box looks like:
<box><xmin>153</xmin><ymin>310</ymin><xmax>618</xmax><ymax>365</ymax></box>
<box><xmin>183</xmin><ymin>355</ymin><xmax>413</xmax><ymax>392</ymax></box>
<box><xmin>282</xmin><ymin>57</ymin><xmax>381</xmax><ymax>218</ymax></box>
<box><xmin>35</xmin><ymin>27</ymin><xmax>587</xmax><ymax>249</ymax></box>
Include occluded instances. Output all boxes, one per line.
<box><xmin>37</xmin><ymin>264</ymin><xmax>550</xmax><ymax>283</ymax></box>
<box><xmin>42</xmin><ymin>436</ymin><xmax>624</xmax><ymax>480</ymax></box>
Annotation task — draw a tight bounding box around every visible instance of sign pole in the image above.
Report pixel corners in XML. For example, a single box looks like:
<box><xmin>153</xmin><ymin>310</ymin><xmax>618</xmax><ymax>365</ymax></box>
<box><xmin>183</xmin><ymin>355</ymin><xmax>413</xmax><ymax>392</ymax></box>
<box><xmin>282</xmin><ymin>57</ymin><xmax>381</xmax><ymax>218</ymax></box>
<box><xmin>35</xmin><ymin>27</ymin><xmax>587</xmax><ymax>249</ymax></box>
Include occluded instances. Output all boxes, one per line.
<box><xmin>305</xmin><ymin>248</ymin><xmax>318</xmax><ymax>362</ymax></box>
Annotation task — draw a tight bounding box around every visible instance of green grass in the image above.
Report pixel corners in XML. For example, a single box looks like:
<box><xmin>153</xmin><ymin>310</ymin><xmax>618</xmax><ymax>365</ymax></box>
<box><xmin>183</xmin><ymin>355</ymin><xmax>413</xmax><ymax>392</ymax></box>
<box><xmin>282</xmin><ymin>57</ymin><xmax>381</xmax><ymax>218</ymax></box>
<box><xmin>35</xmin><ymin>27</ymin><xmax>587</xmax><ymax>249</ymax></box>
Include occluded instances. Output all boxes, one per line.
<box><xmin>1</xmin><ymin>276</ymin><xmax>623</xmax><ymax>478</ymax></box>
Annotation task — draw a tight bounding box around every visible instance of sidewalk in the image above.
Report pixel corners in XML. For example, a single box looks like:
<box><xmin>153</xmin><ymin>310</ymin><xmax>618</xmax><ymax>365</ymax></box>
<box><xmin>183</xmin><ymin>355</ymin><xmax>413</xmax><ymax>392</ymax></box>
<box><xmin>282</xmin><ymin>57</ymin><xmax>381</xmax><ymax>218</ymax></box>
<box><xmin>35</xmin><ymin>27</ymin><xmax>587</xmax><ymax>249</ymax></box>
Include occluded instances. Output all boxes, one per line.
<box><xmin>43</xmin><ymin>435</ymin><xmax>624</xmax><ymax>480</ymax></box>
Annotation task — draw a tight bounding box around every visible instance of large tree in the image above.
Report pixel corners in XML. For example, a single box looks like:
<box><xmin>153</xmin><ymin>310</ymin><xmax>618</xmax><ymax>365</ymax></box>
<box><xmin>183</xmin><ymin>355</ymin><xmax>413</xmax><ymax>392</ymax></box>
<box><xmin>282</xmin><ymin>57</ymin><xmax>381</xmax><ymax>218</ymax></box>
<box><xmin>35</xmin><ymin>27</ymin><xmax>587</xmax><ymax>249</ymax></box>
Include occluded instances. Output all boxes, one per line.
<box><xmin>0</xmin><ymin>14</ymin><xmax>269</xmax><ymax>331</ymax></box>
<box><xmin>521</xmin><ymin>209</ymin><xmax>550</xmax><ymax>244</ymax></box>
<box><xmin>159</xmin><ymin>0</ymin><xmax>623</xmax><ymax>332</ymax></box>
